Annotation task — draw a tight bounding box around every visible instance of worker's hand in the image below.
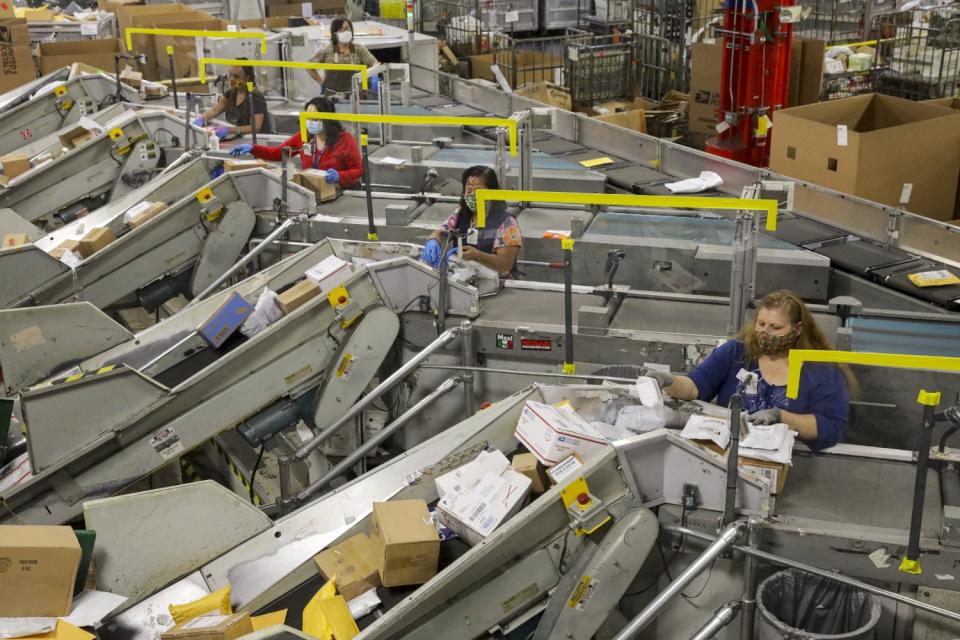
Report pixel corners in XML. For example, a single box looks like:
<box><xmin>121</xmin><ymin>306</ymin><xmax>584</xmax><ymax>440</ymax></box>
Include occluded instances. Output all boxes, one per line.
<box><xmin>191</xmin><ymin>116</ymin><xmax>206</xmax><ymax>127</ymax></box>
<box><xmin>440</xmin><ymin>247</ymin><xmax>458</xmax><ymax>266</ymax></box>
<box><xmin>461</xmin><ymin>245</ymin><xmax>481</xmax><ymax>261</ymax></box>
<box><xmin>214</xmin><ymin>126</ymin><xmax>231</xmax><ymax>139</ymax></box>
<box><xmin>325</xmin><ymin>168</ymin><xmax>340</xmax><ymax>184</ymax></box>
<box><xmin>747</xmin><ymin>408</ymin><xmax>781</xmax><ymax>425</ymax></box>
<box><xmin>230</xmin><ymin>143</ymin><xmax>253</xmax><ymax>157</ymax></box>
<box><xmin>642</xmin><ymin>369</ymin><xmax>674</xmax><ymax>390</ymax></box>
<box><xmin>421</xmin><ymin>238</ymin><xmax>441</xmax><ymax>267</ymax></box>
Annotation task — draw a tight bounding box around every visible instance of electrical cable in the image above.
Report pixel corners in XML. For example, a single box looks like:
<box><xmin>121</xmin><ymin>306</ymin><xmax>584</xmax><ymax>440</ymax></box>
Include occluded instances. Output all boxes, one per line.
<box><xmin>249</xmin><ymin>444</ymin><xmax>265</xmax><ymax>505</ymax></box>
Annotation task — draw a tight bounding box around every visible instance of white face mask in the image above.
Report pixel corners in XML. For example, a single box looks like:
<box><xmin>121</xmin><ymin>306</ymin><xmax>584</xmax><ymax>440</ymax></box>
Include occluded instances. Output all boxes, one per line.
<box><xmin>337</xmin><ymin>30</ymin><xmax>353</xmax><ymax>44</ymax></box>
<box><xmin>306</xmin><ymin>120</ymin><xmax>323</xmax><ymax>135</ymax></box>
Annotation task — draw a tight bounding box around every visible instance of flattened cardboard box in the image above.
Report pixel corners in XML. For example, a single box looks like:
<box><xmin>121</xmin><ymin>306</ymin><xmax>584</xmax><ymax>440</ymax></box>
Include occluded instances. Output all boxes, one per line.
<box><xmin>370</xmin><ymin>499</ymin><xmax>439</xmax><ymax>587</ymax></box>
<box><xmin>770</xmin><ymin>93</ymin><xmax>960</xmax><ymax>221</ymax></box>
<box><xmin>0</xmin><ymin>525</ymin><xmax>82</xmax><ymax>617</ymax></box>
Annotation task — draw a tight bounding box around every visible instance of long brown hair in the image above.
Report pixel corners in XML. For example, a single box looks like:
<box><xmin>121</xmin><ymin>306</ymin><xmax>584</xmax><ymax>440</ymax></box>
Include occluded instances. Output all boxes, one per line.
<box><xmin>738</xmin><ymin>289</ymin><xmax>858</xmax><ymax>394</ymax></box>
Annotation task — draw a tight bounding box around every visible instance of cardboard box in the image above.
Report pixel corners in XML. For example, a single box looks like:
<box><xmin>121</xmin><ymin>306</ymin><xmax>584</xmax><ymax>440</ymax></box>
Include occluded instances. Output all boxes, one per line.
<box><xmin>788</xmin><ymin>38</ymin><xmax>825</xmax><ymax>107</ymax></box>
<box><xmin>277</xmin><ymin>278</ymin><xmax>321</xmax><ymax>314</ymax></box>
<box><xmin>0</xmin><ymin>2</ymin><xmax>13</xmax><ymax>19</ymax></box>
<box><xmin>265</xmin><ymin>0</ymin><xmax>343</xmax><ymax>17</ymax></box>
<box><xmin>697</xmin><ymin>441</ymin><xmax>788</xmax><ymax>494</ymax></box>
<box><xmin>119</xmin><ymin>5</ymin><xmax>222</xmax><ymax>80</ymax></box>
<box><xmin>304</xmin><ymin>255</ymin><xmax>353</xmax><ymax>293</ymax></box>
<box><xmin>126</xmin><ymin>201</ymin><xmax>169</xmax><ymax>228</ymax></box>
<box><xmin>515</xmin><ymin>401</ymin><xmax>608</xmax><ymax>466</ymax></box>
<box><xmin>39</xmin><ymin>39</ymin><xmax>123</xmax><ymax>75</ymax></box>
<box><xmin>0</xmin><ymin>525</ymin><xmax>82</xmax><ymax>617</ymax></box>
<box><xmin>120</xmin><ymin>66</ymin><xmax>143</xmax><ymax>88</ymax></box>
<box><xmin>313</xmin><ymin>533</ymin><xmax>381</xmax><ymax>601</ymax></box>
<box><xmin>437</xmin><ymin>468</ymin><xmax>531</xmax><ymax>546</ymax></box>
<box><xmin>511</xmin><ymin>452</ymin><xmax>548</xmax><ymax>493</ymax></box>
<box><xmin>0</xmin><ymin>42</ymin><xmax>33</xmax><ymax>94</ymax></box>
<box><xmin>689</xmin><ymin>42</ymin><xmax>722</xmax><ymax>136</ymax></box>
<box><xmin>198</xmin><ymin>291</ymin><xmax>253</xmax><ymax>348</ymax></box>
<box><xmin>48</xmin><ymin>238</ymin><xmax>80</xmax><ymax>259</ymax></box>
<box><xmin>294</xmin><ymin>169</ymin><xmax>339</xmax><ymax>202</ymax></box>
<box><xmin>2</xmin><ymin>232</ymin><xmax>28</xmax><ymax>247</ymax></box>
<box><xmin>435</xmin><ymin>449</ymin><xmax>510</xmax><ymax>499</ymax></box>
<box><xmin>59</xmin><ymin>126</ymin><xmax>97</xmax><ymax>150</ymax></box>
<box><xmin>470</xmin><ymin>50</ymin><xmax>563</xmax><ymax>88</ymax></box>
<box><xmin>593</xmin><ymin>109</ymin><xmax>646</xmax><ymax>134</ymax></box>
<box><xmin>236</xmin><ymin>16</ymin><xmax>290</xmax><ymax>28</ymax></box>
<box><xmin>161</xmin><ymin>612</ymin><xmax>254</xmax><ymax>640</ymax></box>
<box><xmin>514</xmin><ymin>81</ymin><xmax>572</xmax><ymax>110</ymax></box>
<box><xmin>370</xmin><ymin>500</ymin><xmax>439</xmax><ymax>587</ymax></box>
<box><xmin>769</xmin><ymin>94</ymin><xmax>960</xmax><ymax>221</ymax></box>
<box><xmin>23</xmin><ymin>7</ymin><xmax>55</xmax><ymax>20</ymax></box>
<box><xmin>0</xmin><ymin>18</ymin><xmax>29</xmax><ymax>44</ymax></box>
<box><xmin>99</xmin><ymin>0</ymin><xmax>145</xmax><ymax>10</ymax></box>
<box><xmin>1</xmin><ymin>152</ymin><xmax>30</xmax><ymax>179</ymax></box>
<box><xmin>223</xmin><ymin>158</ymin><xmax>267</xmax><ymax>172</ymax></box>
<box><xmin>924</xmin><ymin>96</ymin><xmax>960</xmax><ymax>217</ymax></box>
<box><xmin>77</xmin><ymin>227</ymin><xmax>117</xmax><ymax>258</ymax></box>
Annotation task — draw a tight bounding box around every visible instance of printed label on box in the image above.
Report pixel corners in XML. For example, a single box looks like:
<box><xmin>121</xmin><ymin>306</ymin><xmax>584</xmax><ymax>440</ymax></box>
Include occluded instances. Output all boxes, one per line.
<box><xmin>149</xmin><ymin>427</ymin><xmax>184</xmax><ymax>460</ymax></box>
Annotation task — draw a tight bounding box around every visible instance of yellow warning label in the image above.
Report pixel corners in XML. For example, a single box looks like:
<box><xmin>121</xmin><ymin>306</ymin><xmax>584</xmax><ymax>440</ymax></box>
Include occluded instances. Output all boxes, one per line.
<box><xmin>567</xmin><ymin>575</ymin><xmax>598</xmax><ymax>610</ymax></box>
<box><xmin>335</xmin><ymin>353</ymin><xmax>355</xmax><ymax>379</ymax></box>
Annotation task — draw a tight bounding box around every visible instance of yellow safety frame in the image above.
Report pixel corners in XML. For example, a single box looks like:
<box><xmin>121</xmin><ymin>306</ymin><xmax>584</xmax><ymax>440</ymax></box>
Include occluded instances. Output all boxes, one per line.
<box><xmin>474</xmin><ymin>189</ymin><xmax>779</xmax><ymax>229</ymax></box>
<box><xmin>786</xmin><ymin>349</ymin><xmax>960</xmax><ymax>399</ymax></box>
<box><xmin>199</xmin><ymin>57</ymin><xmax>368</xmax><ymax>88</ymax></box>
<box><xmin>124</xmin><ymin>28</ymin><xmax>268</xmax><ymax>53</ymax></box>
<box><xmin>299</xmin><ymin>112</ymin><xmax>519</xmax><ymax>156</ymax></box>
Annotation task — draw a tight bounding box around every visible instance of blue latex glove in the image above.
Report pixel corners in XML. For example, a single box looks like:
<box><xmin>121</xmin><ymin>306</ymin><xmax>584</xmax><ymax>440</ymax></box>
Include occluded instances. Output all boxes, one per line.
<box><xmin>210</xmin><ymin>165</ymin><xmax>225</xmax><ymax>180</ymax></box>
<box><xmin>369</xmin><ymin>75</ymin><xmax>379</xmax><ymax>93</ymax></box>
<box><xmin>747</xmin><ymin>408</ymin><xmax>781</xmax><ymax>425</ymax></box>
<box><xmin>191</xmin><ymin>117</ymin><xmax>205</xmax><ymax>126</ymax></box>
<box><xmin>421</xmin><ymin>238</ymin><xmax>441</xmax><ymax>267</ymax></box>
<box><xmin>230</xmin><ymin>143</ymin><xmax>253</xmax><ymax>157</ymax></box>
<box><xmin>214</xmin><ymin>126</ymin><xmax>231</xmax><ymax>139</ymax></box>
<box><xmin>325</xmin><ymin>168</ymin><xmax>340</xmax><ymax>184</ymax></box>
<box><xmin>440</xmin><ymin>247</ymin><xmax>457</xmax><ymax>266</ymax></box>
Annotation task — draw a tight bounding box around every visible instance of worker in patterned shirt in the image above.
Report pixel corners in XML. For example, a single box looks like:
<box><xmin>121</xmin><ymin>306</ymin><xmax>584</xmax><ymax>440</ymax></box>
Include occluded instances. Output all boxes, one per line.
<box><xmin>421</xmin><ymin>165</ymin><xmax>522</xmax><ymax>278</ymax></box>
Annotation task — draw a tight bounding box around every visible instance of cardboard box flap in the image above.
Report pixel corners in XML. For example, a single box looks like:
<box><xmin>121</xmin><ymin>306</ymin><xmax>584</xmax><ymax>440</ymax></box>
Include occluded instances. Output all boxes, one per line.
<box><xmin>372</xmin><ymin>501</ymin><xmax>438</xmax><ymax>545</ymax></box>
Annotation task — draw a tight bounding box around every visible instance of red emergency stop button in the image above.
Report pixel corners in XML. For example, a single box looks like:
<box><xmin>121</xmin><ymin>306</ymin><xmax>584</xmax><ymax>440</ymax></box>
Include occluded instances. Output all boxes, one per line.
<box><xmin>338</xmin><ymin>295</ymin><xmax>347</xmax><ymax>304</ymax></box>
<box><xmin>577</xmin><ymin>493</ymin><xmax>590</xmax><ymax>506</ymax></box>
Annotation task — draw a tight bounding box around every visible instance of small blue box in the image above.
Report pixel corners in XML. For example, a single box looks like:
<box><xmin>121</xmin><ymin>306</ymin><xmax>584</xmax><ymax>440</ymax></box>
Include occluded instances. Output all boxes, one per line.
<box><xmin>197</xmin><ymin>292</ymin><xmax>253</xmax><ymax>348</ymax></box>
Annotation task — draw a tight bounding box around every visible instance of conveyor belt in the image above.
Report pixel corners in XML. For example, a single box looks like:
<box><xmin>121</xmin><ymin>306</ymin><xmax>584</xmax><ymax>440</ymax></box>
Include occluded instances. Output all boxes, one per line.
<box><xmin>850</xmin><ymin>316</ymin><xmax>960</xmax><ymax>357</ymax></box>
<box><xmin>771</xmin><ymin>217</ymin><xmax>847</xmax><ymax>247</ymax></box>
<box><xmin>814</xmin><ymin>240</ymin><xmax>915</xmax><ymax>276</ymax></box>
<box><xmin>479</xmin><ymin>288</ymin><xmax>608</xmax><ymax>321</ymax></box>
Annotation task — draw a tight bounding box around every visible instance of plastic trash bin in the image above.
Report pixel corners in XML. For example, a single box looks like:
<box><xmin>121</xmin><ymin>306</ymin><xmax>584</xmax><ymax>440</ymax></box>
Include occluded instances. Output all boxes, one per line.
<box><xmin>756</xmin><ymin>569</ymin><xmax>881</xmax><ymax>639</ymax></box>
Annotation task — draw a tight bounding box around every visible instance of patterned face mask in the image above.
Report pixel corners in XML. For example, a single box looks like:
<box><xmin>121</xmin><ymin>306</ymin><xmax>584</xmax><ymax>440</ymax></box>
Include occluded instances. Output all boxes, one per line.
<box><xmin>463</xmin><ymin>193</ymin><xmax>478</xmax><ymax>212</ymax></box>
<box><xmin>756</xmin><ymin>329</ymin><xmax>797</xmax><ymax>355</ymax></box>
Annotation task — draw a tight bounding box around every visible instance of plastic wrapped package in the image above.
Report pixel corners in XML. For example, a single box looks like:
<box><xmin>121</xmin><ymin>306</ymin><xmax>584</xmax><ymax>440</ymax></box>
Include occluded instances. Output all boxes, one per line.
<box><xmin>756</xmin><ymin>569</ymin><xmax>881</xmax><ymax>639</ymax></box>
<box><xmin>614</xmin><ymin>405</ymin><xmax>666</xmax><ymax>433</ymax></box>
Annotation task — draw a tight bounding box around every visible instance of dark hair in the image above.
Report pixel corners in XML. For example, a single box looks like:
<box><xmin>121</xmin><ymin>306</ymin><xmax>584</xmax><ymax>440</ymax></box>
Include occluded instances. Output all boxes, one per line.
<box><xmin>232</xmin><ymin>57</ymin><xmax>256</xmax><ymax>87</ymax></box>
<box><xmin>330</xmin><ymin>17</ymin><xmax>354</xmax><ymax>51</ymax></box>
<box><xmin>454</xmin><ymin>165</ymin><xmax>499</xmax><ymax>234</ymax></box>
<box><xmin>303</xmin><ymin>95</ymin><xmax>342</xmax><ymax>149</ymax></box>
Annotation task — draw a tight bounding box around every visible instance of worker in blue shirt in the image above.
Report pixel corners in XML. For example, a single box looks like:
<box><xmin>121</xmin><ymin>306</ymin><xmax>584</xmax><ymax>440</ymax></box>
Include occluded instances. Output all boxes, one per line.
<box><xmin>644</xmin><ymin>290</ymin><xmax>851</xmax><ymax>451</ymax></box>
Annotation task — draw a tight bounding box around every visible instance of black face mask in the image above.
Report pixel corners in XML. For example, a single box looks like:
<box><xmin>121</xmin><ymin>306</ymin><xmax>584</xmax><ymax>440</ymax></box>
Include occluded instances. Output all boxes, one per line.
<box><xmin>756</xmin><ymin>329</ymin><xmax>797</xmax><ymax>355</ymax></box>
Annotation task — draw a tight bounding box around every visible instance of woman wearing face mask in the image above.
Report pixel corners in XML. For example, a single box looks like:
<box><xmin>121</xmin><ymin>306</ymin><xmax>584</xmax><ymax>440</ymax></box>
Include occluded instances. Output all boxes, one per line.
<box><xmin>420</xmin><ymin>165</ymin><xmax>522</xmax><ymax>278</ymax></box>
<box><xmin>194</xmin><ymin>61</ymin><xmax>267</xmax><ymax>138</ymax></box>
<box><xmin>645</xmin><ymin>289</ymin><xmax>852</xmax><ymax>451</ymax></box>
<box><xmin>228</xmin><ymin>96</ymin><xmax>362</xmax><ymax>189</ymax></box>
<box><xmin>307</xmin><ymin>17</ymin><xmax>379</xmax><ymax>95</ymax></box>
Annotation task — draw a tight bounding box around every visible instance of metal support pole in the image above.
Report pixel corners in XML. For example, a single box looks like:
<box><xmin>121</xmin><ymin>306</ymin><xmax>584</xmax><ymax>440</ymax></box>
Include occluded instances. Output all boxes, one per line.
<box><xmin>727</xmin><ymin>211</ymin><xmax>757</xmax><ymax>337</ymax></box>
<box><xmin>277</xmin><ymin>454</ymin><xmax>293</xmax><ymax>516</ymax></box>
<box><xmin>739</xmin><ymin>517</ymin><xmax>762</xmax><ymax>640</ymax></box>
<box><xmin>665</xmin><ymin>524</ymin><xmax>960</xmax><ymax>626</ymax></box>
<box><xmin>360</xmin><ymin>130</ymin><xmax>378</xmax><ymax>240</ymax></box>
<box><xmin>184</xmin><ymin>93</ymin><xmax>194</xmax><ymax>150</ymax></box>
<box><xmin>188</xmin><ymin>217</ymin><xmax>299</xmax><ymax>305</ymax></box>
<box><xmin>562</xmin><ymin>239</ymin><xmax>575</xmax><ymax>375</ymax></box>
<box><xmin>293</xmin><ymin>327</ymin><xmax>461</xmax><ymax>463</ymax></box>
<box><xmin>495</xmin><ymin>127</ymin><xmax>507</xmax><ymax>188</ymax></box>
<box><xmin>691</xmin><ymin>601</ymin><xmax>742</xmax><ymax>640</ymax></box>
<box><xmin>308</xmin><ymin>377</ymin><xmax>461</xmax><ymax>493</ymax></box>
<box><xmin>168</xmin><ymin>47</ymin><xmax>179</xmax><ymax>111</ymax></box>
<box><xmin>613</xmin><ymin>520</ymin><xmax>746</xmax><ymax>640</ymax></box>
<box><xmin>378</xmin><ymin>71</ymin><xmax>392</xmax><ymax>143</ymax></box>
<box><xmin>460</xmin><ymin>321</ymin><xmax>476</xmax><ymax>417</ymax></box>
<box><xmin>349</xmin><ymin>74</ymin><xmax>361</xmax><ymax>142</ymax></box>
<box><xmin>418</xmin><ymin>363</ymin><xmax>635</xmax><ymax>384</ymax></box>
<box><xmin>903</xmin><ymin>395</ymin><xmax>939</xmax><ymax>571</ymax></box>
<box><xmin>723</xmin><ymin>394</ymin><xmax>742</xmax><ymax>527</ymax></box>
<box><xmin>520</xmin><ymin>116</ymin><xmax>533</xmax><ymax>193</ymax></box>
<box><xmin>279</xmin><ymin>146</ymin><xmax>290</xmax><ymax>214</ymax></box>
<box><xmin>247</xmin><ymin>81</ymin><xmax>257</xmax><ymax>146</ymax></box>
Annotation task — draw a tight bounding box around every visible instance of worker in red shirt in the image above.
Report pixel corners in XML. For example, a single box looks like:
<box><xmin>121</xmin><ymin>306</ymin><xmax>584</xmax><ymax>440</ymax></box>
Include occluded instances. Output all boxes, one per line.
<box><xmin>228</xmin><ymin>96</ymin><xmax>362</xmax><ymax>189</ymax></box>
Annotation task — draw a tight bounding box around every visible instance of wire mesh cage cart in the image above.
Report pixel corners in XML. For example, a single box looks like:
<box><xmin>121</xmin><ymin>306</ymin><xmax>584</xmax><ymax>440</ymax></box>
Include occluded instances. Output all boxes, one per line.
<box><xmin>872</xmin><ymin>7</ymin><xmax>960</xmax><ymax>101</ymax></box>
<box><xmin>565</xmin><ymin>34</ymin><xmax>636</xmax><ymax>104</ymax></box>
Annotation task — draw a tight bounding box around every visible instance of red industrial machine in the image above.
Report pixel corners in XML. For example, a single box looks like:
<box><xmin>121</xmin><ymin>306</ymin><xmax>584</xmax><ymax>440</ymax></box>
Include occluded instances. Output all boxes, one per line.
<box><xmin>705</xmin><ymin>0</ymin><xmax>796</xmax><ymax>167</ymax></box>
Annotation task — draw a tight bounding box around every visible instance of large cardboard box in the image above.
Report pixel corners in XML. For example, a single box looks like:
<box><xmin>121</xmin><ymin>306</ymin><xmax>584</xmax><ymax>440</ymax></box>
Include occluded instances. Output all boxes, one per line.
<box><xmin>0</xmin><ymin>42</ymin><xmax>36</xmax><ymax>93</ymax></box>
<box><xmin>161</xmin><ymin>612</ymin><xmax>254</xmax><ymax>640</ymax></box>
<box><xmin>770</xmin><ymin>94</ymin><xmax>960</xmax><ymax>221</ymax></box>
<box><xmin>593</xmin><ymin>109</ymin><xmax>646</xmax><ymax>134</ymax></box>
<box><xmin>266</xmin><ymin>0</ymin><xmax>344</xmax><ymax>17</ymax></box>
<box><xmin>924</xmin><ymin>96</ymin><xmax>960</xmax><ymax>217</ymax></box>
<box><xmin>0</xmin><ymin>18</ymin><xmax>29</xmax><ymax>44</ymax></box>
<box><xmin>0</xmin><ymin>525</ymin><xmax>82</xmax><ymax>617</ymax></box>
<box><xmin>688</xmin><ymin>42</ymin><xmax>722</xmax><ymax>137</ymax></box>
<box><xmin>370</xmin><ymin>500</ymin><xmax>439</xmax><ymax>587</ymax></box>
<box><xmin>313</xmin><ymin>533</ymin><xmax>381</xmax><ymax>601</ymax></box>
<box><xmin>788</xmin><ymin>38</ymin><xmax>825</xmax><ymax>107</ymax></box>
<box><xmin>39</xmin><ymin>39</ymin><xmax>123</xmax><ymax>75</ymax></box>
<box><xmin>470</xmin><ymin>50</ymin><xmax>563</xmax><ymax>88</ymax></box>
<box><xmin>119</xmin><ymin>5</ymin><xmax>222</xmax><ymax>80</ymax></box>
<box><xmin>514</xmin><ymin>81</ymin><xmax>572</xmax><ymax>110</ymax></box>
